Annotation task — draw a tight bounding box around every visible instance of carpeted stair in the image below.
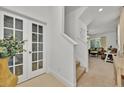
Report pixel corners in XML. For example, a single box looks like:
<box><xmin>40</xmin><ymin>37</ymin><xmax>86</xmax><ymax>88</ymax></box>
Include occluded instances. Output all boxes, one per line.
<box><xmin>76</xmin><ymin>62</ymin><xmax>86</xmax><ymax>81</ymax></box>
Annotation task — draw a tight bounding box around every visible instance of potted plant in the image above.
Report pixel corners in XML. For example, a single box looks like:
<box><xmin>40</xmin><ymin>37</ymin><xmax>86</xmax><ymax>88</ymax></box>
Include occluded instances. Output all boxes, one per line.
<box><xmin>0</xmin><ymin>37</ymin><xmax>26</xmax><ymax>87</ymax></box>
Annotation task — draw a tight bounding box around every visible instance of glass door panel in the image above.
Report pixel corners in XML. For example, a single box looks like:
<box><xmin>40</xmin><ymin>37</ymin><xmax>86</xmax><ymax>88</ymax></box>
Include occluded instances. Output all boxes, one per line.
<box><xmin>14</xmin><ymin>18</ymin><xmax>23</xmax><ymax>78</ymax></box>
<box><xmin>4</xmin><ymin>29</ymin><xmax>13</xmax><ymax>38</ymax></box>
<box><xmin>1</xmin><ymin>12</ymin><xmax>46</xmax><ymax>83</ymax></box>
<box><xmin>32</xmin><ymin>23</ymin><xmax>38</xmax><ymax>71</ymax></box>
<box><xmin>29</xmin><ymin>22</ymin><xmax>45</xmax><ymax>78</ymax></box>
<box><xmin>15</xmin><ymin>18</ymin><xmax>23</xmax><ymax>30</ymax></box>
<box><xmin>4</xmin><ymin>15</ymin><xmax>13</xmax><ymax>28</ymax></box>
<box><xmin>3</xmin><ymin>14</ymin><xmax>25</xmax><ymax>83</ymax></box>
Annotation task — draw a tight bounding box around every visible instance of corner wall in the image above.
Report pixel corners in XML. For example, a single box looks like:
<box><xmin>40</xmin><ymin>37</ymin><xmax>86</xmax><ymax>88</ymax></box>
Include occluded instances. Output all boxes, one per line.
<box><xmin>48</xmin><ymin>6</ymin><xmax>76</xmax><ymax>86</ymax></box>
<box><xmin>65</xmin><ymin>7</ymin><xmax>87</xmax><ymax>40</ymax></box>
<box><xmin>1</xmin><ymin>6</ymin><xmax>76</xmax><ymax>86</ymax></box>
<box><xmin>65</xmin><ymin>7</ymin><xmax>89</xmax><ymax>71</ymax></box>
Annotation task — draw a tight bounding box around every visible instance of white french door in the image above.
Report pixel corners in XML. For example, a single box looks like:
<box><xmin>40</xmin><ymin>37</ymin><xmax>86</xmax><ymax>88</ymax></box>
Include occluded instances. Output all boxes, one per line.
<box><xmin>0</xmin><ymin>11</ymin><xmax>28</xmax><ymax>83</ymax></box>
<box><xmin>28</xmin><ymin>21</ymin><xmax>46</xmax><ymax>78</ymax></box>
<box><xmin>0</xmin><ymin>11</ymin><xmax>46</xmax><ymax>83</ymax></box>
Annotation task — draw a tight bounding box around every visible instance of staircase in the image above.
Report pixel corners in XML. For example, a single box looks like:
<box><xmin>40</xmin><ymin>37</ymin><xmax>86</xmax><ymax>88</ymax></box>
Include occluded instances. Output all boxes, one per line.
<box><xmin>76</xmin><ymin>62</ymin><xmax>86</xmax><ymax>81</ymax></box>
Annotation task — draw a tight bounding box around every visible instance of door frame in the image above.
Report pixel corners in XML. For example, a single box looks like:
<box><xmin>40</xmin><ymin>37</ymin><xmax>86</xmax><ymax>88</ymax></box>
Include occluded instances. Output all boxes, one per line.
<box><xmin>27</xmin><ymin>20</ymin><xmax>47</xmax><ymax>79</ymax></box>
<box><xmin>0</xmin><ymin>10</ymin><xmax>47</xmax><ymax>83</ymax></box>
<box><xmin>0</xmin><ymin>10</ymin><xmax>29</xmax><ymax>83</ymax></box>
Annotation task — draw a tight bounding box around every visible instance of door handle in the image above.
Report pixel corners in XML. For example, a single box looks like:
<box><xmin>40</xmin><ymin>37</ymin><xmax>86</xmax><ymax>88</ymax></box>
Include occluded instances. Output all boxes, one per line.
<box><xmin>29</xmin><ymin>51</ymin><xmax>32</xmax><ymax>54</ymax></box>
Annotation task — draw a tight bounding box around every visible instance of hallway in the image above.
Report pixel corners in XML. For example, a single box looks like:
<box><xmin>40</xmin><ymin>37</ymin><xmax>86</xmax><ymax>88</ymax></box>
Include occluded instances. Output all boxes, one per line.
<box><xmin>17</xmin><ymin>57</ymin><xmax>116</xmax><ymax>87</ymax></box>
<box><xmin>77</xmin><ymin>57</ymin><xmax>116</xmax><ymax>87</ymax></box>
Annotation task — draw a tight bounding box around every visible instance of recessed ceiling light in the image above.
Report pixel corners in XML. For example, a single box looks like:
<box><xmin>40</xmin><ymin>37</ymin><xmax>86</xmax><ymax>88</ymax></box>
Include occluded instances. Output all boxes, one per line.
<box><xmin>98</xmin><ymin>8</ymin><xmax>103</xmax><ymax>12</ymax></box>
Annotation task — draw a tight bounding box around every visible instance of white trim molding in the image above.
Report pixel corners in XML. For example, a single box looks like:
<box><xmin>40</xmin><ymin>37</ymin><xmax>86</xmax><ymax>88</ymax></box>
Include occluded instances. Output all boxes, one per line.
<box><xmin>48</xmin><ymin>69</ymin><xmax>76</xmax><ymax>87</ymax></box>
<box><xmin>0</xmin><ymin>7</ymin><xmax>47</xmax><ymax>25</ymax></box>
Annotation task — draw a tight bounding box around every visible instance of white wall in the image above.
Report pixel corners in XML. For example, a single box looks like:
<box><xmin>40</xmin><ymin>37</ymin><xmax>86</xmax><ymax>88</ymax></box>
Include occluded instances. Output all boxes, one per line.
<box><xmin>48</xmin><ymin>6</ymin><xmax>76</xmax><ymax>86</ymax></box>
<box><xmin>75</xmin><ymin>41</ymin><xmax>88</xmax><ymax>71</ymax></box>
<box><xmin>77</xmin><ymin>20</ymin><xmax>87</xmax><ymax>42</ymax></box>
<box><xmin>75</xmin><ymin>20</ymin><xmax>88</xmax><ymax>70</ymax></box>
<box><xmin>65</xmin><ymin>7</ymin><xmax>87</xmax><ymax>40</ymax></box>
<box><xmin>65</xmin><ymin>10</ymin><xmax>77</xmax><ymax>39</ymax></box>
<box><xmin>106</xmin><ymin>31</ymin><xmax>117</xmax><ymax>48</ymax></box>
<box><xmin>1</xmin><ymin>6</ymin><xmax>76</xmax><ymax>86</ymax></box>
<box><xmin>90</xmin><ymin>31</ymin><xmax>117</xmax><ymax>49</ymax></box>
<box><xmin>65</xmin><ymin>7</ymin><xmax>89</xmax><ymax>71</ymax></box>
<box><xmin>1</xmin><ymin>6</ymin><xmax>50</xmax><ymax>22</ymax></box>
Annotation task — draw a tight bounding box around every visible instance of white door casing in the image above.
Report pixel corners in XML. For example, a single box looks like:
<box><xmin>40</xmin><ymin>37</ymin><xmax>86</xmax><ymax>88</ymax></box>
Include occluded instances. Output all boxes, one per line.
<box><xmin>0</xmin><ymin>10</ymin><xmax>46</xmax><ymax>83</ymax></box>
<box><xmin>27</xmin><ymin>20</ymin><xmax>46</xmax><ymax>78</ymax></box>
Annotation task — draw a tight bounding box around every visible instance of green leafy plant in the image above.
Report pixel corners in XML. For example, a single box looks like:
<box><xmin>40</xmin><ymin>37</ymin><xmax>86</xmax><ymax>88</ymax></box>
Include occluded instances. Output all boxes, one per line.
<box><xmin>0</xmin><ymin>37</ymin><xmax>26</xmax><ymax>58</ymax></box>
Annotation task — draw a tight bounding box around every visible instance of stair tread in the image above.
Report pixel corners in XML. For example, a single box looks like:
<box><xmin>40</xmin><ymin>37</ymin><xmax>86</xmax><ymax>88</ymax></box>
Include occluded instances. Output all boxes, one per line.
<box><xmin>76</xmin><ymin>62</ymin><xmax>80</xmax><ymax>68</ymax></box>
<box><xmin>77</xmin><ymin>67</ymin><xmax>85</xmax><ymax>76</ymax></box>
<box><xmin>76</xmin><ymin>66</ymin><xmax>86</xmax><ymax>81</ymax></box>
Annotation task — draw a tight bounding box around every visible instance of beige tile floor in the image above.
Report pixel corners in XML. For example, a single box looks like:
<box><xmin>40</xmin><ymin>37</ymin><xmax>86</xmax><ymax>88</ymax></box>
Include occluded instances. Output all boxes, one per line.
<box><xmin>17</xmin><ymin>57</ymin><xmax>117</xmax><ymax>87</ymax></box>
<box><xmin>78</xmin><ymin>57</ymin><xmax>116</xmax><ymax>87</ymax></box>
<box><xmin>17</xmin><ymin>74</ymin><xmax>65</xmax><ymax>87</ymax></box>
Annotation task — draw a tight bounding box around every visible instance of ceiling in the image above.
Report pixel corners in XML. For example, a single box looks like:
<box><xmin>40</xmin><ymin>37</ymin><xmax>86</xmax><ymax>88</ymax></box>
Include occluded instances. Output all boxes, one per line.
<box><xmin>65</xmin><ymin>6</ymin><xmax>81</xmax><ymax>15</ymax></box>
<box><xmin>80</xmin><ymin>6</ymin><xmax>121</xmax><ymax>35</ymax></box>
<box><xmin>65</xmin><ymin>6</ymin><xmax>121</xmax><ymax>36</ymax></box>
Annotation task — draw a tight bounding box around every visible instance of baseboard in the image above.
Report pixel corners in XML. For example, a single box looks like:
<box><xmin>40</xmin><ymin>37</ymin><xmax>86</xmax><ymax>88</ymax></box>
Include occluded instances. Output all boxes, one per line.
<box><xmin>86</xmin><ymin>67</ymin><xmax>89</xmax><ymax>72</ymax></box>
<box><xmin>47</xmin><ymin>69</ymin><xmax>75</xmax><ymax>87</ymax></box>
<box><xmin>80</xmin><ymin>63</ymin><xmax>89</xmax><ymax>72</ymax></box>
